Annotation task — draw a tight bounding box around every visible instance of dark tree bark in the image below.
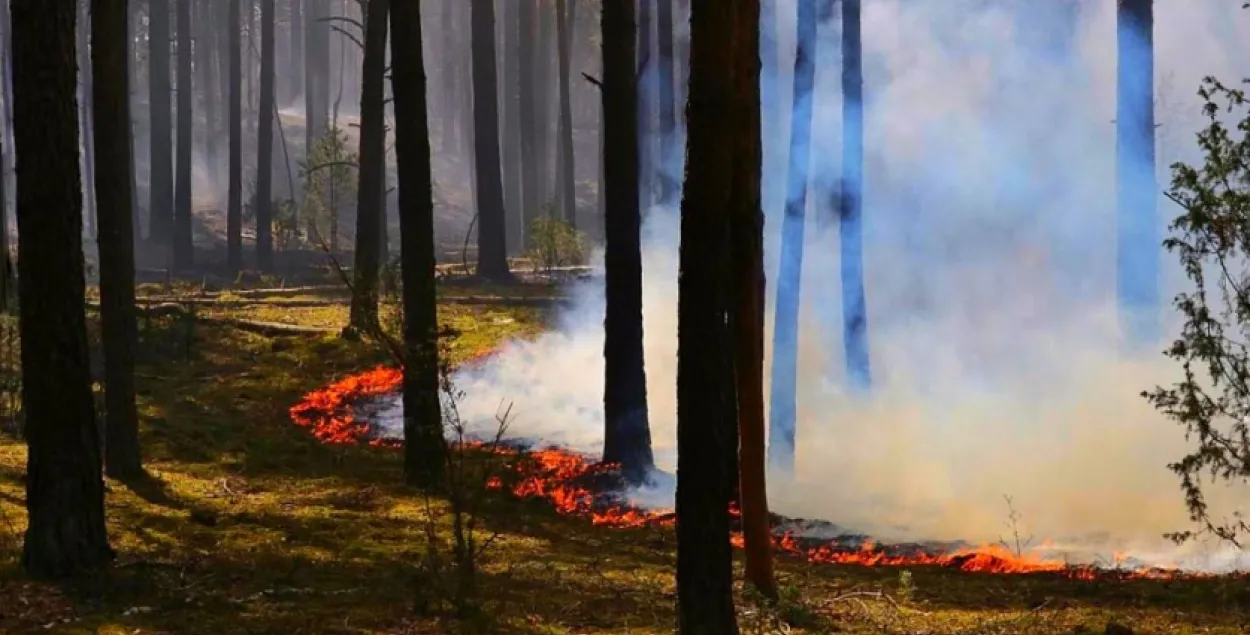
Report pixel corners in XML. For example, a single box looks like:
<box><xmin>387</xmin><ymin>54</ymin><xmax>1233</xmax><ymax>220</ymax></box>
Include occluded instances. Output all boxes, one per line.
<box><xmin>12</xmin><ymin>0</ymin><xmax>114</xmax><ymax>578</ymax></box>
<box><xmin>93</xmin><ymin>0</ymin><xmax>142</xmax><ymax>480</ymax></box>
<box><xmin>676</xmin><ymin>0</ymin><xmax>740</xmax><ymax>630</ymax></box>
<box><xmin>257</xmin><ymin>0</ymin><xmax>276</xmax><ymax>270</ymax></box>
<box><xmin>839</xmin><ymin>0</ymin><xmax>870</xmax><ymax>389</ymax></box>
<box><xmin>469</xmin><ymin>0</ymin><xmax>511</xmax><ymax>281</ymax></box>
<box><xmin>554</xmin><ymin>0</ymin><xmax>575</xmax><ymax>228</ymax></box>
<box><xmin>227</xmin><ymin>0</ymin><xmax>243</xmax><ymax>273</ymax></box>
<box><xmin>767</xmin><ymin>0</ymin><xmax>822</xmax><ymax>476</ymax></box>
<box><xmin>729</xmin><ymin>0</ymin><xmax>774</xmax><ymax>600</ymax></box>
<box><xmin>1116</xmin><ymin>0</ymin><xmax>1158</xmax><ymax>344</ymax></box>
<box><xmin>148</xmin><ymin>0</ymin><xmax>173</xmax><ymax>244</ymax></box>
<box><xmin>517</xmin><ymin>0</ymin><xmax>538</xmax><ymax>244</ymax></box>
<box><xmin>390</xmin><ymin>0</ymin><xmax>445</xmax><ymax>488</ymax></box>
<box><xmin>636</xmin><ymin>0</ymin><xmax>653</xmax><ymax>211</ymax></box>
<box><xmin>172</xmin><ymin>0</ymin><xmax>194</xmax><ymax>269</ymax></box>
<box><xmin>304</xmin><ymin>0</ymin><xmax>329</xmax><ymax>155</ymax></box>
<box><xmin>287</xmin><ymin>0</ymin><xmax>303</xmax><ymax>104</ymax></box>
<box><xmin>655</xmin><ymin>0</ymin><xmax>678</xmax><ymax>206</ymax></box>
<box><xmin>348</xmin><ymin>0</ymin><xmax>387</xmax><ymax>332</ymax></box>
<box><xmin>600</xmin><ymin>0</ymin><xmax>653</xmax><ymax>486</ymax></box>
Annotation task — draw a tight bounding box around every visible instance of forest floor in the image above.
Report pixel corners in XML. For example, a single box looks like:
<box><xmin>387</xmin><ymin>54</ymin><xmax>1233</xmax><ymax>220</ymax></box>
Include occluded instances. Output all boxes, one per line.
<box><xmin>0</xmin><ymin>280</ymin><xmax>1248</xmax><ymax>634</ymax></box>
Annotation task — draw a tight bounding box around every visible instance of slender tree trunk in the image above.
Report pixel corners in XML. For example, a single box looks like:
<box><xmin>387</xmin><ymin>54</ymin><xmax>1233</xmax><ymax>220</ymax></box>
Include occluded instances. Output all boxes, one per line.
<box><xmin>730</xmin><ymin>0</ymin><xmax>775</xmax><ymax>600</ymax></box>
<box><xmin>767</xmin><ymin>0</ymin><xmax>822</xmax><ymax>476</ymax></box>
<box><xmin>172</xmin><ymin>0</ymin><xmax>193</xmax><ymax>269</ymax></box>
<box><xmin>198</xmin><ymin>0</ymin><xmax>221</xmax><ymax>186</ymax></box>
<box><xmin>500</xmin><ymin>0</ymin><xmax>522</xmax><ymax>252</ymax></box>
<box><xmin>600</xmin><ymin>0</ymin><xmax>652</xmax><ymax>484</ymax></box>
<box><xmin>12</xmin><ymin>0</ymin><xmax>115</xmax><ymax>579</ymax></box>
<box><xmin>227</xmin><ymin>0</ymin><xmax>243</xmax><ymax>273</ymax></box>
<box><xmin>148</xmin><ymin>0</ymin><xmax>173</xmax><ymax>244</ymax></box>
<box><xmin>655</xmin><ymin>0</ymin><xmax>678</xmax><ymax>206</ymax></box>
<box><xmin>676</xmin><ymin>0</ymin><xmax>739</xmax><ymax>628</ymax></box>
<box><xmin>554</xmin><ymin>0</ymin><xmax>575</xmax><ymax>228</ymax></box>
<box><xmin>93</xmin><ymin>0</ymin><xmax>142</xmax><ymax>479</ymax></box>
<box><xmin>469</xmin><ymin>0</ymin><xmax>510</xmax><ymax>281</ymax></box>
<box><xmin>257</xmin><ymin>0</ymin><xmax>275</xmax><ymax>269</ymax></box>
<box><xmin>349</xmin><ymin>0</ymin><xmax>386</xmax><ymax>332</ymax></box>
<box><xmin>289</xmin><ymin>0</ymin><xmax>303</xmax><ymax>106</ymax></box>
<box><xmin>840</xmin><ymin>0</ymin><xmax>870</xmax><ymax>390</ymax></box>
<box><xmin>636</xmin><ymin>0</ymin><xmax>653</xmax><ymax>211</ymax></box>
<box><xmin>78</xmin><ymin>3</ymin><xmax>98</xmax><ymax>239</ymax></box>
<box><xmin>517</xmin><ymin>0</ymin><xmax>538</xmax><ymax>244</ymax></box>
<box><xmin>1116</xmin><ymin>0</ymin><xmax>1158</xmax><ymax>344</ymax></box>
<box><xmin>390</xmin><ymin>0</ymin><xmax>445</xmax><ymax>488</ymax></box>
<box><xmin>535</xmin><ymin>2</ymin><xmax>553</xmax><ymax>206</ymax></box>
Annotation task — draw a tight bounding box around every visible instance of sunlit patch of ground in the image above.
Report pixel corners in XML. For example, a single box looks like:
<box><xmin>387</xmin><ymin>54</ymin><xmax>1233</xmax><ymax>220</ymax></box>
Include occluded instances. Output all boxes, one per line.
<box><xmin>0</xmin><ymin>283</ymin><xmax>1247</xmax><ymax>634</ymax></box>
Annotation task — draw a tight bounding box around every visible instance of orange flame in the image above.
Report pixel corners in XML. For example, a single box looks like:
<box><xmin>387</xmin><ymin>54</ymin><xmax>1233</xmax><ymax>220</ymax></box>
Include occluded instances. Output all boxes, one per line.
<box><xmin>291</xmin><ymin>367</ymin><xmax>1221</xmax><ymax>581</ymax></box>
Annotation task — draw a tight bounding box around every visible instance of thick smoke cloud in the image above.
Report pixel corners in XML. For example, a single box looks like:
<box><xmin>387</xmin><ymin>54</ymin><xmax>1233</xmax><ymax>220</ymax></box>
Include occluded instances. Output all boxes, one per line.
<box><xmin>382</xmin><ymin>0</ymin><xmax>1250</xmax><ymax>571</ymax></box>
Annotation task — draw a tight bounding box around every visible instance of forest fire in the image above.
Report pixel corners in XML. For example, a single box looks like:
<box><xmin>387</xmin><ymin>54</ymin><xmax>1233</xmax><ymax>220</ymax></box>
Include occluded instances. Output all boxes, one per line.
<box><xmin>290</xmin><ymin>367</ymin><xmax>1207</xmax><ymax>582</ymax></box>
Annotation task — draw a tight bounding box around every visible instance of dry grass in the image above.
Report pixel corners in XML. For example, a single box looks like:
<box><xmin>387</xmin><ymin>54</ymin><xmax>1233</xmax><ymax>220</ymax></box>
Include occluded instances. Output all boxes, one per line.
<box><xmin>0</xmin><ymin>283</ymin><xmax>1246</xmax><ymax>634</ymax></box>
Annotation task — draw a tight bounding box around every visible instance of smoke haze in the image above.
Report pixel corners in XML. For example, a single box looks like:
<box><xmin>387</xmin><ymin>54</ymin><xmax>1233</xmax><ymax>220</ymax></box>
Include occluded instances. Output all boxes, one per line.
<box><xmin>386</xmin><ymin>0</ymin><xmax>1250</xmax><ymax>572</ymax></box>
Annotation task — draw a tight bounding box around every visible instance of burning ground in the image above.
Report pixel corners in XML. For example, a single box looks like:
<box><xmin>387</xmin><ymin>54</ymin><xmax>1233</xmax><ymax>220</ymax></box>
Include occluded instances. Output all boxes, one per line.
<box><xmin>289</xmin><ymin>365</ymin><xmax>1241</xmax><ymax>583</ymax></box>
<box><xmin>1</xmin><ymin>291</ymin><xmax>1248</xmax><ymax>634</ymax></box>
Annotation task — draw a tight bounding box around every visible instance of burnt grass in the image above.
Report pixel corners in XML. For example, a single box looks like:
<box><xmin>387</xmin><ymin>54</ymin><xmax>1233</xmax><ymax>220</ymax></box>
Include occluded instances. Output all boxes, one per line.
<box><xmin>0</xmin><ymin>281</ymin><xmax>1244</xmax><ymax>634</ymax></box>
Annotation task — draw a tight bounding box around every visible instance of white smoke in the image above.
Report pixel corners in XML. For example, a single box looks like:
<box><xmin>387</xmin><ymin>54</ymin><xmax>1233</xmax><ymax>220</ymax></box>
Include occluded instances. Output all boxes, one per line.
<box><xmin>377</xmin><ymin>0</ymin><xmax>1250</xmax><ymax>572</ymax></box>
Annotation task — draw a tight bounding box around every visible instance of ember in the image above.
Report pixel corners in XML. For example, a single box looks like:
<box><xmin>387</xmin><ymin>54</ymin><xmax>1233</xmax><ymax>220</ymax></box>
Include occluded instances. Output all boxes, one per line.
<box><xmin>290</xmin><ymin>367</ymin><xmax>1220</xmax><ymax>582</ymax></box>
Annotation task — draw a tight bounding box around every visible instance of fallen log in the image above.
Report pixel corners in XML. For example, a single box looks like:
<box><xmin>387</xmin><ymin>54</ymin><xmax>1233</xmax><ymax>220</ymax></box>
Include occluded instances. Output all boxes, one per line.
<box><xmin>86</xmin><ymin>302</ymin><xmax>339</xmax><ymax>337</ymax></box>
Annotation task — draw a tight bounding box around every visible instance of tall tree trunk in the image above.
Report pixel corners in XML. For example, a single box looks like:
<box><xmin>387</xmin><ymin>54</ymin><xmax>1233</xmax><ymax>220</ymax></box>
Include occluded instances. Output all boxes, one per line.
<box><xmin>469</xmin><ymin>0</ymin><xmax>510</xmax><ymax>281</ymax></box>
<box><xmin>349</xmin><ymin>0</ymin><xmax>386</xmax><ymax>332</ymax></box>
<box><xmin>730</xmin><ymin>0</ymin><xmax>774</xmax><ymax>600</ymax></box>
<box><xmin>198</xmin><ymin>0</ymin><xmax>221</xmax><ymax>185</ymax></box>
<box><xmin>1116</xmin><ymin>0</ymin><xmax>1157</xmax><ymax>345</ymax></box>
<box><xmin>767</xmin><ymin>0</ymin><xmax>821</xmax><ymax>476</ymax></box>
<box><xmin>534</xmin><ymin>2</ymin><xmax>553</xmax><ymax>206</ymax></box>
<box><xmin>554</xmin><ymin>0</ymin><xmax>575</xmax><ymax>228</ymax></box>
<box><xmin>676</xmin><ymin>0</ymin><xmax>739</xmax><ymax>629</ymax></box>
<box><xmin>305</xmin><ymin>0</ymin><xmax>328</xmax><ymax>155</ymax></box>
<box><xmin>500</xmin><ymin>0</ymin><xmax>522</xmax><ymax>252</ymax></box>
<box><xmin>655</xmin><ymin>0</ymin><xmax>678</xmax><ymax>206</ymax></box>
<box><xmin>172</xmin><ymin>0</ymin><xmax>193</xmax><ymax>269</ymax></box>
<box><xmin>517</xmin><ymin>0</ymin><xmax>538</xmax><ymax>244</ymax></box>
<box><xmin>760</xmin><ymin>0</ymin><xmax>783</xmax><ymax>221</ymax></box>
<box><xmin>148</xmin><ymin>0</ymin><xmax>173</xmax><ymax>244</ymax></box>
<box><xmin>288</xmin><ymin>0</ymin><xmax>303</xmax><ymax>106</ymax></box>
<box><xmin>12</xmin><ymin>0</ymin><xmax>114</xmax><ymax>579</ymax></box>
<box><xmin>636</xmin><ymin>0</ymin><xmax>653</xmax><ymax>211</ymax></box>
<box><xmin>257</xmin><ymin>0</ymin><xmax>275</xmax><ymax>269</ymax></box>
<box><xmin>227</xmin><ymin>0</ymin><xmax>243</xmax><ymax>273</ymax></box>
<box><xmin>93</xmin><ymin>0</ymin><xmax>142</xmax><ymax>479</ymax></box>
<box><xmin>840</xmin><ymin>0</ymin><xmax>870</xmax><ymax>390</ymax></box>
<box><xmin>78</xmin><ymin>3</ymin><xmax>98</xmax><ymax>239</ymax></box>
<box><xmin>390</xmin><ymin>0</ymin><xmax>445</xmax><ymax>488</ymax></box>
<box><xmin>600</xmin><ymin>0</ymin><xmax>652</xmax><ymax>484</ymax></box>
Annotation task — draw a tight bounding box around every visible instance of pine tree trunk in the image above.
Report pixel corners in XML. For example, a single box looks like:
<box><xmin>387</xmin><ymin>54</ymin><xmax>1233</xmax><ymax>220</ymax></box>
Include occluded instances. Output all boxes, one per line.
<box><xmin>730</xmin><ymin>0</ymin><xmax>775</xmax><ymax>601</ymax></box>
<box><xmin>600</xmin><ymin>0</ymin><xmax>652</xmax><ymax>484</ymax></box>
<box><xmin>227</xmin><ymin>0</ymin><xmax>243</xmax><ymax>273</ymax></box>
<box><xmin>554</xmin><ymin>0</ymin><xmax>575</xmax><ymax>228</ymax></box>
<box><xmin>348</xmin><ymin>0</ymin><xmax>386</xmax><ymax>332</ymax></box>
<box><xmin>198</xmin><ymin>0</ymin><xmax>221</xmax><ymax>185</ymax></box>
<box><xmin>636</xmin><ymin>0</ymin><xmax>653</xmax><ymax>212</ymax></box>
<box><xmin>12</xmin><ymin>0</ymin><xmax>115</xmax><ymax>578</ymax></box>
<box><xmin>78</xmin><ymin>3</ymin><xmax>98</xmax><ymax>239</ymax></box>
<box><xmin>469</xmin><ymin>0</ymin><xmax>511</xmax><ymax>281</ymax></box>
<box><xmin>517</xmin><ymin>0</ymin><xmax>538</xmax><ymax>245</ymax></box>
<box><xmin>1116</xmin><ymin>0</ymin><xmax>1158</xmax><ymax>344</ymax></box>
<box><xmin>288</xmin><ymin>0</ymin><xmax>303</xmax><ymax>106</ymax></box>
<box><xmin>148</xmin><ymin>0</ymin><xmax>173</xmax><ymax>244</ymax></box>
<box><xmin>655</xmin><ymin>0</ymin><xmax>678</xmax><ymax>206</ymax></box>
<box><xmin>500</xmin><ymin>0</ymin><xmax>522</xmax><ymax>252</ymax></box>
<box><xmin>840</xmin><ymin>0</ymin><xmax>870</xmax><ymax>389</ymax></box>
<box><xmin>257</xmin><ymin>0</ymin><xmax>275</xmax><ymax>269</ymax></box>
<box><xmin>390</xmin><ymin>0</ymin><xmax>445</xmax><ymax>488</ymax></box>
<box><xmin>676</xmin><ymin>0</ymin><xmax>739</xmax><ymax>627</ymax></box>
<box><xmin>767</xmin><ymin>0</ymin><xmax>821</xmax><ymax>476</ymax></box>
<box><xmin>172</xmin><ymin>0</ymin><xmax>194</xmax><ymax>269</ymax></box>
<box><xmin>93</xmin><ymin>0</ymin><xmax>142</xmax><ymax>480</ymax></box>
